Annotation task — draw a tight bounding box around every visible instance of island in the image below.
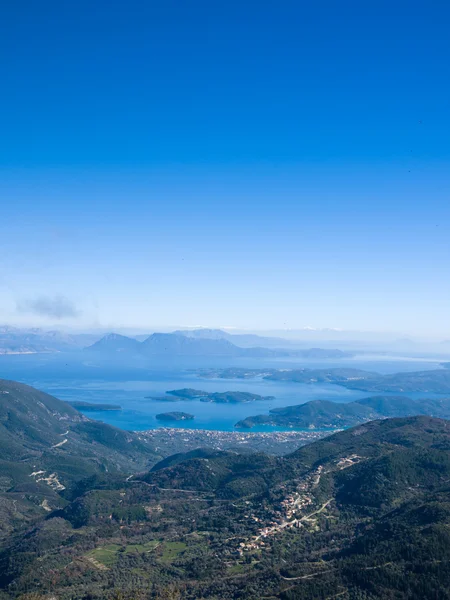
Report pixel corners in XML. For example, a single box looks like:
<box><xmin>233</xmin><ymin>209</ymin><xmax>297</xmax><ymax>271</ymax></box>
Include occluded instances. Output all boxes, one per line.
<box><xmin>155</xmin><ymin>412</ymin><xmax>195</xmax><ymax>422</ymax></box>
<box><xmin>197</xmin><ymin>368</ymin><xmax>271</xmax><ymax>379</ymax></box>
<box><xmin>68</xmin><ymin>401</ymin><xmax>122</xmax><ymax>411</ymax></box>
<box><xmin>200</xmin><ymin>391</ymin><xmax>274</xmax><ymax>404</ymax></box>
<box><xmin>196</xmin><ymin>367</ymin><xmax>450</xmax><ymax>394</ymax></box>
<box><xmin>145</xmin><ymin>396</ymin><xmax>180</xmax><ymax>402</ymax></box>
<box><xmin>149</xmin><ymin>388</ymin><xmax>274</xmax><ymax>403</ymax></box>
<box><xmin>145</xmin><ymin>389</ymin><xmax>209</xmax><ymax>401</ymax></box>
<box><xmin>167</xmin><ymin>388</ymin><xmax>209</xmax><ymax>398</ymax></box>
<box><xmin>197</xmin><ymin>367</ymin><xmax>377</xmax><ymax>383</ymax></box>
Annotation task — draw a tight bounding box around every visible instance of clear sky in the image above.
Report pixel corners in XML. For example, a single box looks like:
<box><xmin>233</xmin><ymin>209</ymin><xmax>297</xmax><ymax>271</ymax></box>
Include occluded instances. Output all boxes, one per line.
<box><xmin>1</xmin><ymin>1</ymin><xmax>449</xmax><ymax>335</ymax></box>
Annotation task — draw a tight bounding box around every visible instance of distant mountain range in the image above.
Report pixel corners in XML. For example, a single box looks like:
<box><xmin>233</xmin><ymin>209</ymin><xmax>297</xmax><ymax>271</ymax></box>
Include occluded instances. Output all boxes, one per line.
<box><xmin>0</xmin><ymin>326</ymin><xmax>353</xmax><ymax>358</ymax></box>
<box><xmin>3</xmin><ymin>325</ymin><xmax>450</xmax><ymax>356</ymax></box>
<box><xmin>0</xmin><ymin>326</ymin><xmax>100</xmax><ymax>354</ymax></box>
<box><xmin>172</xmin><ymin>327</ymin><xmax>302</xmax><ymax>348</ymax></box>
<box><xmin>85</xmin><ymin>331</ymin><xmax>352</xmax><ymax>358</ymax></box>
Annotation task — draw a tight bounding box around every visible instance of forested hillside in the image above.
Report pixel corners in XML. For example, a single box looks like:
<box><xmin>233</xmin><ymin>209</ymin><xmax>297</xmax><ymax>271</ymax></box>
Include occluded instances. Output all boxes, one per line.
<box><xmin>1</xmin><ymin>381</ymin><xmax>450</xmax><ymax>600</ymax></box>
<box><xmin>0</xmin><ymin>379</ymin><xmax>160</xmax><ymax>540</ymax></box>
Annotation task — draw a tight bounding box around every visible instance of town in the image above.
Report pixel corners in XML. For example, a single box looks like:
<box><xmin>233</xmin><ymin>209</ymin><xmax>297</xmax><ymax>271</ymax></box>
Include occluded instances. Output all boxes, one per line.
<box><xmin>139</xmin><ymin>427</ymin><xmax>333</xmax><ymax>456</ymax></box>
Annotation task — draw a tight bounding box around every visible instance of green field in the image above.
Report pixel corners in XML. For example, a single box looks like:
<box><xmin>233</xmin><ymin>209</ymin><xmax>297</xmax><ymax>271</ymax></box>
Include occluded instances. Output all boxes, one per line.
<box><xmin>86</xmin><ymin>541</ymin><xmax>160</xmax><ymax>567</ymax></box>
<box><xmin>159</xmin><ymin>541</ymin><xmax>188</xmax><ymax>564</ymax></box>
<box><xmin>86</xmin><ymin>544</ymin><xmax>122</xmax><ymax>567</ymax></box>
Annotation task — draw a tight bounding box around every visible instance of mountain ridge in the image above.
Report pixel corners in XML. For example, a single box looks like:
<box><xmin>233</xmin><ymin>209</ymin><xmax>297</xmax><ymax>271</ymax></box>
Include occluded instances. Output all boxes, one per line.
<box><xmin>0</xmin><ymin>378</ymin><xmax>161</xmax><ymax>539</ymax></box>
<box><xmin>85</xmin><ymin>331</ymin><xmax>351</xmax><ymax>358</ymax></box>
<box><xmin>1</xmin><ymin>409</ymin><xmax>450</xmax><ymax>597</ymax></box>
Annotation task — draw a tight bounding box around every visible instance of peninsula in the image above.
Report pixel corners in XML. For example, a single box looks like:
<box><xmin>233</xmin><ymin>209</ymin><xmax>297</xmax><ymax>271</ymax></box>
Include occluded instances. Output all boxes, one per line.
<box><xmin>68</xmin><ymin>400</ymin><xmax>122</xmax><ymax>411</ymax></box>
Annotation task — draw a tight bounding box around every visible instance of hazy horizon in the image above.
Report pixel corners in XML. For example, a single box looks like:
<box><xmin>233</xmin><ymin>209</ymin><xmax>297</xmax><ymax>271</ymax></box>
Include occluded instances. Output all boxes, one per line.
<box><xmin>2</xmin><ymin>321</ymin><xmax>450</xmax><ymax>345</ymax></box>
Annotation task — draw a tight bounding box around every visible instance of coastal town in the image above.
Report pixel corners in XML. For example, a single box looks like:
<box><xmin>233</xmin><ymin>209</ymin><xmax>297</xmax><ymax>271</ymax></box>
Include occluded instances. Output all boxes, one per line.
<box><xmin>139</xmin><ymin>427</ymin><xmax>333</xmax><ymax>456</ymax></box>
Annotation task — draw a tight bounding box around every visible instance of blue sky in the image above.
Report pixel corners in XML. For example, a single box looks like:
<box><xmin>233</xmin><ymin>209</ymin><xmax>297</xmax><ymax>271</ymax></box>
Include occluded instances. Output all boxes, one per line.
<box><xmin>1</xmin><ymin>1</ymin><xmax>449</xmax><ymax>335</ymax></box>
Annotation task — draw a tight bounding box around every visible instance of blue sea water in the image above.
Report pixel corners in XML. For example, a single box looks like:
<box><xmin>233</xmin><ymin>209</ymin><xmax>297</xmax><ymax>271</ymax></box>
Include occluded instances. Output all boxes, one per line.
<box><xmin>0</xmin><ymin>353</ymin><xmax>447</xmax><ymax>432</ymax></box>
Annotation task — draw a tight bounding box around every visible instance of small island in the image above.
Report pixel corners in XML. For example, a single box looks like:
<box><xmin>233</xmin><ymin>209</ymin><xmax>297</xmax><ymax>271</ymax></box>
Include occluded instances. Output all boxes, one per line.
<box><xmin>69</xmin><ymin>401</ymin><xmax>122</xmax><ymax>411</ymax></box>
<box><xmin>145</xmin><ymin>388</ymin><xmax>209</xmax><ymax>401</ymax></box>
<box><xmin>155</xmin><ymin>412</ymin><xmax>195</xmax><ymax>422</ymax></box>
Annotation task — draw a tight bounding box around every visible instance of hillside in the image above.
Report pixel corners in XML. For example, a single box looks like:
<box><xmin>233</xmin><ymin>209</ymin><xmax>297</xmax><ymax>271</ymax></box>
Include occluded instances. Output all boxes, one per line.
<box><xmin>236</xmin><ymin>395</ymin><xmax>450</xmax><ymax>429</ymax></box>
<box><xmin>2</xmin><ymin>415</ymin><xmax>450</xmax><ymax>598</ymax></box>
<box><xmin>84</xmin><ymin>332</ymin><xmax>142</xmax><ymax>354</ymax></box>
<box><xmin>0</xmin><ymin>379</ymin><xmax>160</xmax><ymax>540</ymax></box>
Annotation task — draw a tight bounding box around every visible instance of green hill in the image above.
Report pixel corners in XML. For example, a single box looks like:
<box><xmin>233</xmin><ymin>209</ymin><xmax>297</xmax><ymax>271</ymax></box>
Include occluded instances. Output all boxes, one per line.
<box><xmin>0</xmin><ymin>379</ymin><xmax>160</xmax><ymax>540</ymax></box>
<box><xmin>236</xmin><ymin>394</ymin><xmax>450</xmax><ymax>429</ymax></box>
<box><xmin>3</xmin><ymin>384</ymin><xmax>450</xmax><ymax>599</ymax></box>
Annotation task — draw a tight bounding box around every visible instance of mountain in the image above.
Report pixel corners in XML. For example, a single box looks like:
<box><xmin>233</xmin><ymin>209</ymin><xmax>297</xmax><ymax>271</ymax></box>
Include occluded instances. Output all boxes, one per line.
<box><xmin>174</xmin><ymin>328</ymin><xmax>353</xmax><ymax>356</ymax></box>
<box><xmin>173</xmin><ymin>327</ymin><xmax>297</xmax><ymax>348</ymax></box>
<box><xmin>140</xmin><ymin>450</ymin><xmax>281</xmax><ymax>496</ymax></box>
<box><xmin>141</xmin><ymin>332</ymin><xmax>246</xmax><ymax>356</ymax></box>
<box><xmin>0</xmin><ymin>379</ymin><xmax>160</xmax><ymax>540</ymax></box>
<box><xmin>173</xmin><ymin>328</ymin><xmax>232</xmax><ymax>340</ymax></box>
<box><xmin>85</xmin><ymin>332</ymin><xmax>142</xmax><ymax>354</ymax></box>
<box><xmin>86</xmin><ymin>332</ymin><xmax>279</xmax><ymax>357</ymax></box>
<box><xmin>236</xmin><ymin>394</ymin><xmax>450</xmax><ymax>429</ymax></box>
<box><xmin>86</xmin><ymin>332</ymin><xmax>351</xmax><ymax>359</ymax></box>
<box><xmin>3</xmin><ymin>416</ymin><xmax>450</xmax><ymax>598</ymax></box>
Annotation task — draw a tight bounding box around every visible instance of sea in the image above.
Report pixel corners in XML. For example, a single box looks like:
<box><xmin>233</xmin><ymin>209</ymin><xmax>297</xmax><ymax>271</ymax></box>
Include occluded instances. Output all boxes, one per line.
<box><xmin>0</xmin><ymin>352</ymin><xmax>448</xmax><ymax>432</ymax></box>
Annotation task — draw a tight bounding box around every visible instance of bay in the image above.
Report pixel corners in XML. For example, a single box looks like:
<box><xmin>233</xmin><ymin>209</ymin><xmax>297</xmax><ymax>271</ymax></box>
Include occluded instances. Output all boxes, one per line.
<box><xmin>0</xmin><ymin>352</ymin><xmax>447</xmax><ymax>432</ymax></box>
